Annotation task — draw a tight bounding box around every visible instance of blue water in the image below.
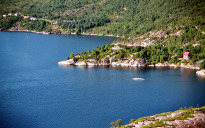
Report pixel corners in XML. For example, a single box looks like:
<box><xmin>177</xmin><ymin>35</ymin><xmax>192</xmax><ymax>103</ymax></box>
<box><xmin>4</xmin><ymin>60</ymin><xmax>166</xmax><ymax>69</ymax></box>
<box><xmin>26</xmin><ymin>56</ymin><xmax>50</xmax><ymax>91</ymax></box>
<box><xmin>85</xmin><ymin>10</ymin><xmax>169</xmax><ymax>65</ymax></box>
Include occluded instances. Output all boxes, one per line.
<box><xmin>0</xmin><ymin>31</ymin><xmax>205</xmax><ymax>128</ymax></box>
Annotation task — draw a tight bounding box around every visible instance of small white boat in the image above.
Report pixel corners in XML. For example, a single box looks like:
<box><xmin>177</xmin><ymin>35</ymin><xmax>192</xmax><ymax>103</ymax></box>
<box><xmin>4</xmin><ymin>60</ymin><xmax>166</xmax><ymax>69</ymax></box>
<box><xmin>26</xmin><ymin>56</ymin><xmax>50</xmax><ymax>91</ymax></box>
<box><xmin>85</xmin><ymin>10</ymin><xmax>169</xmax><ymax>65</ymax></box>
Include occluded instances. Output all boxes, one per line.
<box><xmin>132</xmin><ymin>78</ymin><xmax>145</xmax><ymax>80</ymax></box>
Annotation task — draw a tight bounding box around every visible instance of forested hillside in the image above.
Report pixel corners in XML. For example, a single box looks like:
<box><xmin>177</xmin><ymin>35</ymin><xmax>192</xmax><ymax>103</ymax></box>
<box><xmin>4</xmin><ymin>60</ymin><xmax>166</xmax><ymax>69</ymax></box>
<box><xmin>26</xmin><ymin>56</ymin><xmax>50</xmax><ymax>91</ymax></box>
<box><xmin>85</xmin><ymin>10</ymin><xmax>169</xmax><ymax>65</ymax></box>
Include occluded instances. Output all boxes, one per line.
<box><xmin>0</xmin><ymin>0</ymin><xmax>205</xmax><ymax>36</ymax></box>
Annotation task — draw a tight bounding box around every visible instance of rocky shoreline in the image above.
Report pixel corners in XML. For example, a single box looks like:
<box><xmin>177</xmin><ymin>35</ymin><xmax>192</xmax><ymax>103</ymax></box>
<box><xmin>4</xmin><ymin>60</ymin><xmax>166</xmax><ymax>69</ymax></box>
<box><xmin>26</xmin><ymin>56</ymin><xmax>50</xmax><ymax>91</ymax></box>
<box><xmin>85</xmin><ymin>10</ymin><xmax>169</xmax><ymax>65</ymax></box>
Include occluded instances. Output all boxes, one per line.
<box><xmin>58</xmin><ymin>59</ymin><xmax>205</xmax><ymax>77</ymax></box>
<box><xmin>6</xmin><ymin>27</ymin><xmax>51</xmax><ymax>34</ymax></box>
<box><xmin>58</xmin><ymin>58</ymin><xmax>201</xmax><ymax>69</ymax></box>
<box><xmin>196</xmin><ymin>70</ymin><xmax>205</xmax><ymax>77</ymax></box>
<box><xmin>4</xmin><ymin>27</ymin><xmax>120</xmax><ymax>37</ymax></box>
<box><xmin>81</xmin><ymin>32</ymin><xmax>120</xmax><ymax>37</ymax></box>
<box><xmin>123</xmin><ymin>106</ymin><xmax>205</xmax><ymax>128</ymax></box>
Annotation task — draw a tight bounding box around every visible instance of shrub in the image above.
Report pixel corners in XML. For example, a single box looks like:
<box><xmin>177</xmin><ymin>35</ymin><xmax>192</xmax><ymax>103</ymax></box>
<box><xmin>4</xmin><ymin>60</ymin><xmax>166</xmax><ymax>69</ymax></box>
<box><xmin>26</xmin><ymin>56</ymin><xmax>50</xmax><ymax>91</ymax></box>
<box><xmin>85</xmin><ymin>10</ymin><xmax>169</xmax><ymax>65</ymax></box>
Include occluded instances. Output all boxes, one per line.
<box><xmin>69</xmin><ymin>52</ymin><xmax>74</xmax><ymax>59</ymax></box>
<box><xmin>199</xmin><ymin>60</ymin><xmax>205</xmax><ymax>69</ymax></box>
<box><xmin>110</xmin><ymin>119</ymin><xmax>123</xmax><ymax>128</ymax></box>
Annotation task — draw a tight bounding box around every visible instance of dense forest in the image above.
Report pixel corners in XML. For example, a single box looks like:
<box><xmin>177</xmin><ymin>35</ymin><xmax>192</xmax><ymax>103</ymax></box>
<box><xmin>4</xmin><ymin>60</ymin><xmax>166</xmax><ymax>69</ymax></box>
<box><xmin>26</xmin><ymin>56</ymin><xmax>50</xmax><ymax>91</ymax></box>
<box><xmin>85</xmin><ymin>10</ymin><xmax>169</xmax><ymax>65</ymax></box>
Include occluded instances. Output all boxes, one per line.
<box><xmin>0</xmin><ymin>0</ymin><xmax>205</xmax><ymax>35</ymax></box>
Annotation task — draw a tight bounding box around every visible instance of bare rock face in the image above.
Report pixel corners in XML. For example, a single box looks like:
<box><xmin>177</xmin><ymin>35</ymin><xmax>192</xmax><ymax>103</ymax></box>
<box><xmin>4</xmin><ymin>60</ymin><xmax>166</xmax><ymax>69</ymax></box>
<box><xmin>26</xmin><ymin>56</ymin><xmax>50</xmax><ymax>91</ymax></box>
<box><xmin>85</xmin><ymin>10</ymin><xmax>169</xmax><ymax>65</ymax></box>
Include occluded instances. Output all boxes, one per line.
<box><xmin>196</xmin><ymin>70</ymin><xmax>205</xmax><ymax>77</ymax></box>
<box><xmin>74</xmin><ymin>61</ymin><xmax>87</xmax><ymax>66</ymax></box>
<box><xmin>135</xmin><ymin>58</ymin><xmax>146</xmax><ymax>67</ymax></box>
<box><xmin>128</xmin><ymin>59</ymin><xmax>135</xmax><ymax>66</ymax></box>
<box><xmin>111</xmin><ymin>61</ymin><xmax>121</xmax><ymax>66</ymax></box>
<box><xmin>126</xmin><ymin>112</ymin><xmax>205</xmax><ymax>128</ymax></box>
<box><xmin>109</xmin><ymin>55</ymin><xmax>117</xmax><ymax>63</ymax></box>
<box><xmin>101</xmin><ymin>58</ymin><xmax>110</xmax><ymax>66</ymax></box>
<box><xmin>165</xmin><ymin>113</ymin><xmax>205</xmax><ymax>128</ymax></box>
<box><xmin>58</xmin><ymin>59</ymin><xmax>75</xmax><ymax>65</ymax></box>
<box><xmin>180</xmin><ymin>63</ymin><xmax>197</xmax><ymax>69</ymax></box>
<box><xmin>121</xmin><ymin>60</ymin><xmax>130</xmax><ymax>67</ymax></box>
<box><xmin>60</xmin><ymin>31</ymin><xmax>71</xmax><ymax>35</ymax></box>
<box><xmin>170</xmin><ymin>30</ymin><xmax>183</xmax><ymax>37</ymax></box>
<box><xmin>155</xmin><ymin>62</ymin><xmax>169</xmax><ymax>67</ymax></box>
<box><xmin>149</xmin><ymin>30</ymin><xmax>167</xmax><ymax>38</ymax></box>
<box><xmin>86</xmin><ymin>59</ymin><xmax>98</xmax><ymax>66</ymax></box>
<box><xmin>155</xmin><ymin>112</ymin><xmax>183</xmax><ymax>121</ymax></box>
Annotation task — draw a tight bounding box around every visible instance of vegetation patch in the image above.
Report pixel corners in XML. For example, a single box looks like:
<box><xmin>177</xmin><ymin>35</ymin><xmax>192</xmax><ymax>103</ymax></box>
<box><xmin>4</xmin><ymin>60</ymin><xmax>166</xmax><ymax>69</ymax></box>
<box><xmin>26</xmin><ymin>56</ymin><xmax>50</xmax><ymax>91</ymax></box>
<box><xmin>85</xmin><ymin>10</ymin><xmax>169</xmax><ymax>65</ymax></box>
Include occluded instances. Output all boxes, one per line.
<box><xmin>154</xmin><ymin>112</ymin><xmax>172</xmax><ymax>117</ymax></box>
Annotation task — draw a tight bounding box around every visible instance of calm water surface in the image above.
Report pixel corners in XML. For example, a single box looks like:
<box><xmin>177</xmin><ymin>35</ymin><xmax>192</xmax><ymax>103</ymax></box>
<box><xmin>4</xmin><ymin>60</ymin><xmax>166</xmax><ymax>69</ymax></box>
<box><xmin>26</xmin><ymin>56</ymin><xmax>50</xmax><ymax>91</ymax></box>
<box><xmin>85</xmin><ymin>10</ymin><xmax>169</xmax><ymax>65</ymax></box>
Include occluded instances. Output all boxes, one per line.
<box><xmin>0</xmin><ymin>31</ymin><xmax>205</xmax><ymax>128</ymax></box>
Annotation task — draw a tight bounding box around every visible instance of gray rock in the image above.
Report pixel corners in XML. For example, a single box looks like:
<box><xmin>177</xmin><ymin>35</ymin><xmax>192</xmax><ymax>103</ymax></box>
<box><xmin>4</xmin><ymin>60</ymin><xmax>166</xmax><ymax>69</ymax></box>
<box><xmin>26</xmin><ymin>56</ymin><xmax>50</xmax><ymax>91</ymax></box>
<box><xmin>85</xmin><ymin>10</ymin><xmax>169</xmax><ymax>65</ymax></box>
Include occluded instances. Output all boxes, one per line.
<box><xmin>109</xmin><ymin>55</ymin><xmax>116</xmax><ymax>63</ymax></box>
<box><xmin>100</xmin><ymin>58</ymin><xmax>110</xmax><ymax>66</ymax></box>
<box><xmin>86</xmin><ymin>59</ymin><xmax>99</xmax><ymax>66</ymax></box>
<box><xmin>75</xmin><ymin>61</ymin><xmax>87</xmax><ymax>66</ymax></box>
<box><xmin>58</xmin><ymin>59</ymin><xmax>75</xmax><ymax>65</ymax></box>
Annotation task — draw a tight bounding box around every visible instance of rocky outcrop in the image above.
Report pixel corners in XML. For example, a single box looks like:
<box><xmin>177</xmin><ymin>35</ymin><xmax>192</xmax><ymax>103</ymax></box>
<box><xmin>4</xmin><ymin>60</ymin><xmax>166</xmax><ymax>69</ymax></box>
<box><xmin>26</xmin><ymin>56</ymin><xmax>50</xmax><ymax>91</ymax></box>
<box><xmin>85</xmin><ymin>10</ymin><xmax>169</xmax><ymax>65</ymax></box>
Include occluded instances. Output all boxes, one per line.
<box><xmin>125</xmin><ymin>107</ymin><xmax>205</xmax><ymax>128</ymax></box>
<box><xmin>58</xmin><ymin>59</ymin><xmax>75</xmax><ymax>65</ymax></box>
<box><xmin>74</xmin><ymin>61</ymin><xmax>87</xmax><ymax>66</ymax></box>
<box><xmin>164</xmin><ymin>113</ymin><xmax>205</xmax><ymax>128</ymax></box>
<box><xmin>109</xmin><ymin>55</ymin><xmax>117</xmax><ymax>64</ymax></box>
<box><xmin>100</xmin><ymin>58</ymin><xmax>110</xmax><ymax>66</ymax></box>
<box><xmin>149</xmin><ymin>30</ymin><xmax>167</xmax><ymax>38</ymax></box>
<box><xmin>155</xmin><ymin>62</ymin><xmax>169</xmax><ymax>67</ymax></box>
<box><xmin>109</xmin><ymin>58</ymin><xmax>146</xmax><ymax>67</ymax></box>
<box><xmin>58</xmin><ymin>57</ymin><xmax>146</xmax><ymax>67</ymax></box>
<box><xmin>81</xmin><ymin>32</ymin><xmax>120</xmax><ymax>37</ymax></box>
<box><xmin>196</xmin><ymin>70</ymin><xmax>205</xmax><ymax>77</ymax></box>
<box><xmin>60</xmin><ymin>31</ymin><xmax>71</xmax><ymax>35</ymax></box>
<box><xmin>86</xmin><ymin>59</ymin><xmax>99</xmax><ymax>66</ymax></box>
<box><xmin>58</xmin><ymin>58</ymin><xmax>202</xmax><ymax>70</ymax></box>
<box><xmin>180</xmin><ymin>63</ymin><xmax>199</xmax><ymax>69</ymax></box>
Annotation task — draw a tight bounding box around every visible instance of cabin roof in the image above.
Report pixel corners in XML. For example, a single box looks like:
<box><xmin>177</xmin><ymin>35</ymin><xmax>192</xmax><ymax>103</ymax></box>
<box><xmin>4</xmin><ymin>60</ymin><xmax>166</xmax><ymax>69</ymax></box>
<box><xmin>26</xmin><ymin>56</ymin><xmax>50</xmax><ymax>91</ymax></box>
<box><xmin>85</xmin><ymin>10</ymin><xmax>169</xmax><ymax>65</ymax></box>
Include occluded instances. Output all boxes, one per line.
<box><xmin>183</xmin><ymin>52</ymin><xmax>190</xmax><ymax>55</ymax></box>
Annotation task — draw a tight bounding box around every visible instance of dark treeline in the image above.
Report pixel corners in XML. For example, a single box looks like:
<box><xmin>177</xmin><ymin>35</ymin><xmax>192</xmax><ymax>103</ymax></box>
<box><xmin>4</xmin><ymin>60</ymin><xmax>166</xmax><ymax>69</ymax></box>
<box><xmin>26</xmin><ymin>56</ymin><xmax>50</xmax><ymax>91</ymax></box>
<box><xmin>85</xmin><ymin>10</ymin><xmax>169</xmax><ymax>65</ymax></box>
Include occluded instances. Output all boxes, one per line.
<box><xmin>57</xmin><ymin>15</ymin><xmax>110</xmax><ymax>33</ymax></box>
<box><xmin>0</xmin><ymin>16</ymin><xmax>22</xmax><ymax>30</ymax></box>
<box><xmin>20</xmin><ymin>19</ymin><xmax>51</xmax><ymax>32</ymax></box>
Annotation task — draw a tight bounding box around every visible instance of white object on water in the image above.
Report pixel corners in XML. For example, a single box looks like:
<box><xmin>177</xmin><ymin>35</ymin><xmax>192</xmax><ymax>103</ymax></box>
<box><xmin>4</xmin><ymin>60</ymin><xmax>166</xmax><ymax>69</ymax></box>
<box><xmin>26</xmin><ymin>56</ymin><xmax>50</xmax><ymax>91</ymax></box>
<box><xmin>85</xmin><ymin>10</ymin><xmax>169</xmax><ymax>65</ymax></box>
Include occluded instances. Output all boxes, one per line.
<box><xmin>132</xmin><ymin>78</ymin><xmax>145</xmax><ymax>80</ymax></box>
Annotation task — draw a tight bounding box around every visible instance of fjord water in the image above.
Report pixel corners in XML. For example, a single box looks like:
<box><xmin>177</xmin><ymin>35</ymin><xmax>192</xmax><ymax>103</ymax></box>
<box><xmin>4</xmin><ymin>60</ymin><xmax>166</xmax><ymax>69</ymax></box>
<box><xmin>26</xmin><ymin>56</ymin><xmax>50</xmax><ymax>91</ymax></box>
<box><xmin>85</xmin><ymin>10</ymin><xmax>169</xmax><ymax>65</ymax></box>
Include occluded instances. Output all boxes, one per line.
<box><xmin>0</xmin><ymin>32</ymin><xmax>205</xmax><ymax>128</ymax></box>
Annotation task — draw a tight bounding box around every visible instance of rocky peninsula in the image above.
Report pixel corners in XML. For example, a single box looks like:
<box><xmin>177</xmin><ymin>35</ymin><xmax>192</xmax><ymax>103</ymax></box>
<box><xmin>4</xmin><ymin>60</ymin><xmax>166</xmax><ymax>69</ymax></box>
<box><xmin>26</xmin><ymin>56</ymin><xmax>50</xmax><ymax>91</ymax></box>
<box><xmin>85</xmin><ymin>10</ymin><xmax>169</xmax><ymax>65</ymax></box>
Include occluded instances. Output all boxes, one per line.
<box><xmin>58</xmin><ymin>58</ymin><xmax>203</xmax><ymax>70</ymax></box>
<box><xmin>58</xmin><ymin>26</ymin><xmax>205</xmax><ymax>76</ymax></box>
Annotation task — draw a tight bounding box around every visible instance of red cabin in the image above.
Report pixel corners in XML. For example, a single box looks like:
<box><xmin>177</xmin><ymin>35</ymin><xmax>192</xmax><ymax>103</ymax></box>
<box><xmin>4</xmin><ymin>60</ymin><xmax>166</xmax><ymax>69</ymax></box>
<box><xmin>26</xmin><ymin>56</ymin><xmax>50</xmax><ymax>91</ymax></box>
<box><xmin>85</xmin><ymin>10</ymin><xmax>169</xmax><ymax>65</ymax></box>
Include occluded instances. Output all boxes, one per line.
<box><xmin>183</xmin><ymin>52</ymin><xmax>191</xmax><ymax>60</ymax></box>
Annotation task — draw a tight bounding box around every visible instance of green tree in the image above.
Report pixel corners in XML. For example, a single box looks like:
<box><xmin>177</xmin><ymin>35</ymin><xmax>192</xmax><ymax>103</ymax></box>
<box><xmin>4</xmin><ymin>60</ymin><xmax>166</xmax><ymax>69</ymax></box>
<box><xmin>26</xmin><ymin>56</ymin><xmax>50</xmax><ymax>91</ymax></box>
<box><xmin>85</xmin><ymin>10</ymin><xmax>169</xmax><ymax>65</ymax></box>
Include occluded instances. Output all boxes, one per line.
<box><xmin>110</xmin><ymin>119</ymin><xmax>122</xmax><ymax>128</ymax></box>
<box><xmin>69</xmin><ymin>52</ymin><xmax>74</xmax><ymax>59</ymax></box>
<box><xmin>199</xmin><ymin>61</ymin><xmax>205</xmax><ymax>69</ymax></box>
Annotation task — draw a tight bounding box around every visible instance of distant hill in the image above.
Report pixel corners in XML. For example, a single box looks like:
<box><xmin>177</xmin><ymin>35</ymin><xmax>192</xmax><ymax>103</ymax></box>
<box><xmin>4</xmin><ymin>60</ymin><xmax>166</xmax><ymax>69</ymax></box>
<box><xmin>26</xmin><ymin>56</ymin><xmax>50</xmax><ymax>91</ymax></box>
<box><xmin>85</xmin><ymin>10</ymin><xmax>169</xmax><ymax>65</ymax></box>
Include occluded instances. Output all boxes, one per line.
<box><xmin>0</xmin><ymin>0</ymin><xmax>205</xmax><ymax>36</ymax></box>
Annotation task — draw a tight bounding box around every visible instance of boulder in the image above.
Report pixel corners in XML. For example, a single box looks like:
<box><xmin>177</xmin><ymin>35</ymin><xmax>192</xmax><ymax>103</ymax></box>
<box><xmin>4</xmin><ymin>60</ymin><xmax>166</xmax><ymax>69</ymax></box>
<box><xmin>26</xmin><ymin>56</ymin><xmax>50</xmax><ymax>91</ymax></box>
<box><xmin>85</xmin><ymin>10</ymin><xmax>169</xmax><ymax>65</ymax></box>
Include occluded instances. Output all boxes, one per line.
<box><xmin>135</xmin><ymin>58</ymin><xmax>146</xmax><ymax>67</ymax></box>
<box><xmin>75</xmin><ymin>61</ymin><xmax>87</xmax><ymax>66</ymax></box>
<box><xmin>111</xmin><ymin>62</ymin><xmax>121</xmax><ymax>66</ymax></box>
<box><xmin>86</xmin><ymin>59</ymin><xmax>99</xmax><ymax>66</ymax></box>
<box><xmin>58</xmin><ymin>59</ymin><xmax>75</xmax><ymax>65</ymax></box>
<box><xmin>121</xmin><ymin>60</ymin><xmax>130</xmax><ymax>66</ymax></box>
<box><xmin>109</xmin><ymin>55</ymin><xmax>117</xmax><ymax>63</ymax></box>
<box><xmin>101</xmin><ymin>58</ymin><xmax>110</xmax><ymax>66</ymax></box>
<box><xmin>196</xmin><ymin>70</ymin><xmax>205</xmax><ymax>77</ymax></box>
